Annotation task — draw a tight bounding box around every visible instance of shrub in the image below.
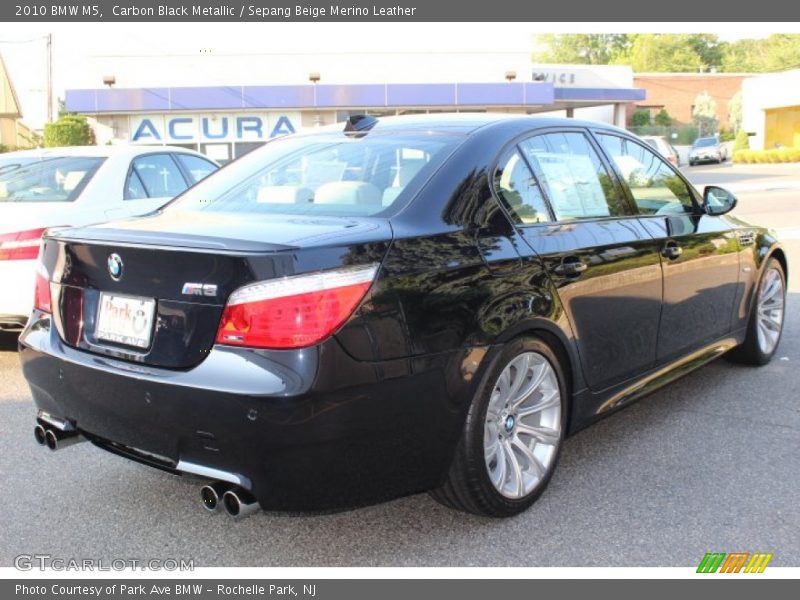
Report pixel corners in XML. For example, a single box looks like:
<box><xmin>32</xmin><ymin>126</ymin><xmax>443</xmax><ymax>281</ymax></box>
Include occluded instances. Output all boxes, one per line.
<box><xmin>630</xmin><ymin>110</ymin><xmax>651</xmax><ymax>127</ymax></box>
<box><xmin>734</xmin><ymin>148</ymin><xmax>800</xmax><ymax>163</ymax></box>
<box><xmin>654</xmin><ymin>109</ymin><xmax>672</xmax><ymax>127</ymax></box>
<box><xmin>719</xmin><ymin>128</ymin><xmax>735</xmax><ymax>142</ymax></box>
<box><xmin>43</xmin><ymin>114</ymin><xmax>96</xmax><ymax>147</ymax></box>
<box><xmin>733</xmin><ymin>129</ymin><xmax>750</xmax><ymax>153</ymax></box>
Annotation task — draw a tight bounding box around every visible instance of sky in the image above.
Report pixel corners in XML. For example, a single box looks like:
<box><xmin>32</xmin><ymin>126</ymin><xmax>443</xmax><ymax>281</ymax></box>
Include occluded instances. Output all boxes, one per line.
<box><xmin>0</xmin><ymin>22</ymin><xmax>794</xmax><ymax>130</ymax></box>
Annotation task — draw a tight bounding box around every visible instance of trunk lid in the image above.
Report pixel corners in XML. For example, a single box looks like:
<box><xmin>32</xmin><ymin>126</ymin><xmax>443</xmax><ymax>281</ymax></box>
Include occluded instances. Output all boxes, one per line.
<box><xmin>42</xmin><ymin>211</ymin><xmax>391</xmax><ymax>369</ymax></box>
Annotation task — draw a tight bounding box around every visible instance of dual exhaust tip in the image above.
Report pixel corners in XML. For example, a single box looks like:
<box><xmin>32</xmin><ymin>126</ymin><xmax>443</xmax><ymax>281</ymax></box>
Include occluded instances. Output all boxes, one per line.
<box><xmin>34</xmin><ymin>423</ymin><xmax>257</xmax><ymax>518</ymax></box>
<box><xmin>201</xmin><ymin>482</ymin><xmax>259</xmax><ymax>519</ymax></box>
<box><xmin>34</xmin><ymin>423</ymin><xmax>84</xmax><ymax>451</ymax></box>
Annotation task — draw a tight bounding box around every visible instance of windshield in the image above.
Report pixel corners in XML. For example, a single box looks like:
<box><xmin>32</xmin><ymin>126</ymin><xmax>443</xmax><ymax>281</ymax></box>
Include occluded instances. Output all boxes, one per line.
<box><xmin>168</xmin><ymin>131</ymin><xmax>462</xmax><ymax>217</ymax></box>
<box><xmin>0</xmin><ymin>156</ymin><xmax>105</xmax><ymax>203</ymax></box>
<box><xmin>693</xmin><ymin>138</ymin><xmax>718</xmax><ymax>148</ymax></box>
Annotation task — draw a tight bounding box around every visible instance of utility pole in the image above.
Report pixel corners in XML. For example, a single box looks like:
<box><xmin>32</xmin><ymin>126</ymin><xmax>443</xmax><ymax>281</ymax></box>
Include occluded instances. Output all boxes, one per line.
<box><xmin>46</xmin><ymin>33</ymin><xmax>53</xmax><ymax>123</ymax></box>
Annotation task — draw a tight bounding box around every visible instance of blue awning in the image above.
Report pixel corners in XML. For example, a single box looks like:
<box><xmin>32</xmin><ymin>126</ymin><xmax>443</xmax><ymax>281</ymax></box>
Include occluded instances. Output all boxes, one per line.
<box><xmin>64</xmin><ymin>82</ymin><xmax>645</xmax><ymax>114</ymax></box>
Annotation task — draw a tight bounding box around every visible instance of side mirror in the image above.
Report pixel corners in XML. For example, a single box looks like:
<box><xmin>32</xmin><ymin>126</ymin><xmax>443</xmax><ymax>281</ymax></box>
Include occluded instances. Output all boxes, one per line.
<box><xmin>703</xmin><ymin>185</ymin><xmax>737</xmax><ymax>216</ymax></box>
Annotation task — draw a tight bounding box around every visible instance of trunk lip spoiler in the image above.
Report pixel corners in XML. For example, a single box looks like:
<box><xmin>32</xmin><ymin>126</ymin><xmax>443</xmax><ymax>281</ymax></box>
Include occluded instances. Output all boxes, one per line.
<box><xmin>43</xmin><ymin>232</ymin><xmax>297</xmax><ymax>255</ymax></box>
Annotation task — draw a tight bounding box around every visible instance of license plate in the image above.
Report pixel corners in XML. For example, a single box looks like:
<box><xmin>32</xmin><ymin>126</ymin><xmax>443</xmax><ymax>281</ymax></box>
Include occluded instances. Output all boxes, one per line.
<box><xmin>95</xmin><ymin>293</ymin><xmax>156</xmax><ymax>349</ymax></box>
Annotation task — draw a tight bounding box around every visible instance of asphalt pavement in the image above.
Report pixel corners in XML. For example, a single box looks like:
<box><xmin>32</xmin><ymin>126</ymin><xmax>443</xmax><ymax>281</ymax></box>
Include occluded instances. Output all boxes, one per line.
<box><xmin>0</xmin><ymin>163</ymin><xmax>798</xmax><ymax>567</ymax></box>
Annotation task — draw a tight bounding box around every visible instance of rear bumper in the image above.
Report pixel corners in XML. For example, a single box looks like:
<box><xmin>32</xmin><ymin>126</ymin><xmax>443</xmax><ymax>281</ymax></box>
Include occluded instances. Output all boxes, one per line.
<box><xmin>20</xmin><ymin>312</ymin><xmax>488</xmax><ymax>510</ymax></box>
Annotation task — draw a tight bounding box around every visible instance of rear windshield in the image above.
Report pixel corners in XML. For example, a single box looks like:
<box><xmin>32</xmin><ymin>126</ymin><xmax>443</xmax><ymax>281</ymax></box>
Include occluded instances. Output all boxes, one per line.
<box><xmin>167</xmin><ymin>131</ymin><xmax>461</xmax><ymax>217</ymax></box>
<box><xmin>0</xmin><ymin>156</ymin><xmax>105</xmax><ymax>202</ymax></box>
<box><xmin>693</xmin><ymin>138</ymin><xmax>718</xmax><ymax>148</ymax></box>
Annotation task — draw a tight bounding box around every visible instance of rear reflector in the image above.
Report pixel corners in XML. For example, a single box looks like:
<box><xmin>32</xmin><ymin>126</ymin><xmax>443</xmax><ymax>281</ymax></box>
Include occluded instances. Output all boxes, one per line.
<box><xmin>216</xmin><ymin>264</ymin><xmax>378</xmax><ymax>349</ymax></box>
<box><xmin>34</xmin><ymin>269</ymin><xmax>52</xmax><ymax>314</ymax></box>
<box><xmin>0</xmin><ymin>227</ymin><xmax>48</xmax><ymax>261</ymax></box>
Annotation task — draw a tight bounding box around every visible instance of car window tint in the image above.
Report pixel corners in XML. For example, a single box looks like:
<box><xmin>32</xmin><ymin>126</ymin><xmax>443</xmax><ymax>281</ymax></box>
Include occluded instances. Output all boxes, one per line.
<box><xmin>128</xmin><ymin>154</ymin><xmax>188</xmax><ymax>199</ymax></box>
<box><xmin>169</xmin><ymin>133</ymin><xmax>460</xmax><ymax>217</ymax></box>
<box><xmin>597</xmin><ymin>134</ymin><xmax>695</xmax><ymax>216</ymax></box>
<box><xmin>493</xmin><ymin>149</ymin><xmax>550</xmax><ymax>225</ymax></box>
<box><xmin>175</xmin><ymin>154</ymin><xmax>218</xmax><ymax>184</ymax></box>
<box><xmin>519</xmin><ymin>132</ymin><xmax>625</xmax><ymax>220</ymax></box>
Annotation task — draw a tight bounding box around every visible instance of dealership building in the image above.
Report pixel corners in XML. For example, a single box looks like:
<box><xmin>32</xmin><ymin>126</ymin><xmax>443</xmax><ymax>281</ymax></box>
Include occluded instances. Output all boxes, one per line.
<box><xmin>64</xmin><ymin>57</ymin><xmax>644</xmax><ymax>163</ymax></box>
<box><xmin>741</xmin><ymin>68</ymin><xmax>800</xmax><ymax>150</ymax></box>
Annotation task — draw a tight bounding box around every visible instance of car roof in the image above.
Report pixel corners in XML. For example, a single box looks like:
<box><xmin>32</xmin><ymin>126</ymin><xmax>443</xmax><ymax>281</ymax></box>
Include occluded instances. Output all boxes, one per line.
<box><xmin>0</xmin><ymin>145</ymin><xmax>211</xmax><ymax>160</ymax></box>
<box><xmin>303</xmin><ymin>113</ymin><xmax>630</xmax><ymax>137</ymax></box>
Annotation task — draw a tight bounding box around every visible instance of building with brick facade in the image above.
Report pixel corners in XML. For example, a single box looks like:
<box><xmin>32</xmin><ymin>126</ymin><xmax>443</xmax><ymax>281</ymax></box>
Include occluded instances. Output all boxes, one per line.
<box><xmin>628</xmin><ymin>73</ymin><xmax>749</xmax><ymax>128</ymax></box>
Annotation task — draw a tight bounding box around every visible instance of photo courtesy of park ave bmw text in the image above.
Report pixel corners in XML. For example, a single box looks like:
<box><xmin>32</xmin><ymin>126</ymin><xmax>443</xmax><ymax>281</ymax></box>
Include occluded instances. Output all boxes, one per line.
<box><xmin>0</xmin><ymin>0</ymin><xmax>799</xmax><ymax>595</ymax></box>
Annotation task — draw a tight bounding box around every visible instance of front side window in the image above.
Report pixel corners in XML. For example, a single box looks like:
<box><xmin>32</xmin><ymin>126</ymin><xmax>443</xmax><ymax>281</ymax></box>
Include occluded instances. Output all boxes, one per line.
<box><xmin>493</xmin><ymin>149</ymin><xmax>550</xmax><ymax>224</ymax></box>
<box><xmin>519</xmin><ymin>132</ymin><xmax>626</xmax><ymax>220</ymax></box>
<box><xmin>168</xmin><ymin>132</ymin><xmax>461</xmax><ymax>217</ymax></box>
<box><xmin>0</xmin><ymin>157</ymin><xmax>104</xmax><ymax>203</ymax></box>
<box><xmin>597</xmin><ymin>134</ymin><xmax>695</xmax><ymax>216</ymax></box>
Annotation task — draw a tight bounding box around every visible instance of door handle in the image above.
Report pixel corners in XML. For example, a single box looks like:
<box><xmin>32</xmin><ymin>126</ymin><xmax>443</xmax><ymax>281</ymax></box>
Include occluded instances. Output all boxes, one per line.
<box><xmin>553</xmin><ymin>258</ymin><xmax>588</xmax><ymax>277</ymax></box>
<box><xmin>661</xmin><ymin>242</ymin><xmax>683</xmax><ymax>260</ymax></box>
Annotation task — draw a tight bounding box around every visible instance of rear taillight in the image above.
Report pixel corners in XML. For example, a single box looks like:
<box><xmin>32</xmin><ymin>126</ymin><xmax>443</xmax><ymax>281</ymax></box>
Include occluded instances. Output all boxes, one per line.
<box><xmin>216</xmin><ymin>264</ymin><xmax>378</xmax><ymax>349</ymax></box>
<box><xmin>0</xmin><ymin>227</ymin><xmax>48</xmax><ymax>261</ymax></box>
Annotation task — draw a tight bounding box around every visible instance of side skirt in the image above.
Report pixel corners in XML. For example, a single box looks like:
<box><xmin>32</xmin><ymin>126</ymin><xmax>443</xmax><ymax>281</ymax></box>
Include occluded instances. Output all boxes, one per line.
<box><xmin>568</xmin><ymin>331</ymin><xmax>745</xmax><ymax>434</ymax></box>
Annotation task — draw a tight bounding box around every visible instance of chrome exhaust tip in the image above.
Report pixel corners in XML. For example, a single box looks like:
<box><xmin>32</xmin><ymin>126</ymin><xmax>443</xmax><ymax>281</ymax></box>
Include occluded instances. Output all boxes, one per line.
<box><xmin>200</xmin><ymin>482</ymin><xmax>232</xmax><ymax>513</ymax></box>
<box><xmin>43</xmin><ymin>428</ymin><xmax>84</xmax><ymax>451</ymax></box>
<box><xmin>222</xmin><ymin>488</ymin><xmax>260</xmax><ymax>519</ymax></box>
<box><xmin>34</xmin><ymin>425</ymin><xmax>47</xmax><ymax>446</ymax></box>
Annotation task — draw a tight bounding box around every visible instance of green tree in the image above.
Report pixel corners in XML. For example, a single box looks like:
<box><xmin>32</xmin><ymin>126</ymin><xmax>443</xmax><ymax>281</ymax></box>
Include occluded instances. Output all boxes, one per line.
<box><xmin>654</xmin><ymin>108</ymin><xmax>673</xmax><ymax>127</ymax></box>
<box><xmin>733</xmin><ymin>129</ymin><xmax>750</xmax><ymax>152</ymax></box>
<box><xmin>728</xmin><ymin>91</ymin><xmax>743</xmax><ymax>133</ymax></box>
<box><xmin>722</xmin><ymin>34</ymin><xmax>800</xmax><ymax>72</ymax></box>
<box><xmin>532</xmin><ymin>34</ymin><xmax>630</xmax><ymax>65</ymax></box>
<box><xmin>613</xmin><ymin>34</ymin><xmax>707</xmax><ymax>72</ymax></box>
<box><xmin>630</xmin><ymin>109</ymin><xmax>651</xmax><ymax>127</ymax></box>
<box><xmin>43</xmin><ymin>114</ymin><xmax>96</xmax><ymax>147</ymax></box>
<box><xmin>693</xmin><ymin>92</ymin><xmax>718</xmax><ymax>136</ymax></box>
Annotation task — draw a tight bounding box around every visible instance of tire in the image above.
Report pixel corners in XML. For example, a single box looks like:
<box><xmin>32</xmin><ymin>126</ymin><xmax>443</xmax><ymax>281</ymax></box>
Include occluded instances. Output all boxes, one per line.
<box><xmin>727</xmin><ymin>257</ymin><xmax>786</xmax><ymax>365</ymax></box>
<box><xmin>430</xmin><ymin>336</ymin><xmax>567</xmax><ymax>517</ymax></box>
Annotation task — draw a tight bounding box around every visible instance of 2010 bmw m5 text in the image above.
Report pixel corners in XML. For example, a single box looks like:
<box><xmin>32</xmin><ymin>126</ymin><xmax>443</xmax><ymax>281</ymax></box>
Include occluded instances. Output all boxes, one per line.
<box><xmin>21</xmin><ymin>115</ymin><xmax>787</xmax><ymax>518</ymax></box>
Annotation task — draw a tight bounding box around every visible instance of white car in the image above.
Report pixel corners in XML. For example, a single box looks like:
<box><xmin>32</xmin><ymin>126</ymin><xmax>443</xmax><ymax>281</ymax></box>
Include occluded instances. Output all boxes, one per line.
<box><xmin>0</xmin><ymin>145</ymin><xmax>218</xmax><ymax>331</ymax></box>
<box><xmin>640</xmin><ymin>135</ymin><xmax>681</xmax><ymax>167</ymax></box>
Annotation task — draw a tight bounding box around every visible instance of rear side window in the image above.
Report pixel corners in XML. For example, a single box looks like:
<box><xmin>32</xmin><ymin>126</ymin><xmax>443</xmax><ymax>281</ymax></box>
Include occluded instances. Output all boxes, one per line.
<box><xmin>175</xmin><ymin>154</ymin><xmax>218</xmax><ymax>184</ymax></box>
<box><xmin>494</xmin><ymin>149</ymin><xmax>550</xmax><ymax>224</ymax></box>
<box><xmin>597</xmin><ymin>134</ymin><xmax>695</xmax><ymax>216</ymax></box>
<box><xmin>125</xmin><ymin>154</ymin><xmax>188</xmax><ymax>200</ymax></box>
<box><xmin>0</xmin><ymin>157</ymin><xmax>104</xmax><ymax>203</ymax></box>
<box><xmin>519</xmin><ymin>132</ymin><xmax>627</xmax><ymax>220</ymax></box>
<box><xmin>168</xmin><ymin>132</ymin><xmax>461</xmax><ymax>217</ymax></box>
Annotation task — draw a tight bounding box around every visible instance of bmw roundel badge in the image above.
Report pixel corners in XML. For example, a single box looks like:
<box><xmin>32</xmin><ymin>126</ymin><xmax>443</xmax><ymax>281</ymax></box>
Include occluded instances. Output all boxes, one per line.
<box><xmin>107</xmin><ymin>253</ymin><xmax>124</xmax><ymax>281</ymax></box>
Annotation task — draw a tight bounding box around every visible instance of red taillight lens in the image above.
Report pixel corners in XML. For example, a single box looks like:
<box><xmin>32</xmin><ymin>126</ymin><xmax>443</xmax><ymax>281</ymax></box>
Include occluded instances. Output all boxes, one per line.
<box><xmin>216</xmin><ymin>264</ymin><xmax>378</xmax><ymax>349</ymax></box>
<box><xmin>0</xmin><ymin>227</ymin><xmax>48</xmax><ymax>261</ymax></box>
<box><xmin>34</xmin><ymin>269</ymin><xmax>52</xmax><ymax>313</ymax></box>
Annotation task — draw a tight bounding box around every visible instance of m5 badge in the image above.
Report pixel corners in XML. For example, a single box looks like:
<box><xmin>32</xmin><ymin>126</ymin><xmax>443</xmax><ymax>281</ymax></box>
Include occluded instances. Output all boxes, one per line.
<box><xmin>182</xmin><ymin>283</ymin><xmax>218</xmax><ymax>297</ymax></box>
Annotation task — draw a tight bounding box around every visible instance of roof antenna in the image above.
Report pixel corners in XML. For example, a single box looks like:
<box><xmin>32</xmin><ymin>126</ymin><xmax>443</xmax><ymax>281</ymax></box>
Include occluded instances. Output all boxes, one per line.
<box><xmin>344</xmin><ymin>114</ymin><xmax>378</xmax><ymax>136</ymax></box>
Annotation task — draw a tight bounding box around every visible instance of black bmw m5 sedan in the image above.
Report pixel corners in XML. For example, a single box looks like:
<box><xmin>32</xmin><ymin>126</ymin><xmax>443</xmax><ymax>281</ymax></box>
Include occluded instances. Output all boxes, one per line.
<box><xmin>21</xmin><ymin>114</ymin><xmax>787</xmax><ymax>518</ymax></box>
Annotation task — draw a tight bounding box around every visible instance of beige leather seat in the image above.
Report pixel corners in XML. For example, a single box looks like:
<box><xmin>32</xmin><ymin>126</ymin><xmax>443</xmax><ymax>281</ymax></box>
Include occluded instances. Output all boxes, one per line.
<box><xmin>314</xmin><ymin>181</ymin><xmax>382</xmax><ymax>206</ymax></box>
<box><xmin>256</xmin><ymin>186</ymin><xmax>314</xmax><ymax>204</ymax></box>
<box><xmin>382</xmin><ymin>160</ymin><xmax>425</xmax><ymax>206</ymax></box>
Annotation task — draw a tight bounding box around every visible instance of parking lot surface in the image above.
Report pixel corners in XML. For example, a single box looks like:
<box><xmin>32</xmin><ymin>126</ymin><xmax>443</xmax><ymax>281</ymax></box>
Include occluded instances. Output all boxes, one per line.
<box><xmin>0</xmin><ymin>162</ymin><xmax>798</xmax><ymax>567</ymax></box>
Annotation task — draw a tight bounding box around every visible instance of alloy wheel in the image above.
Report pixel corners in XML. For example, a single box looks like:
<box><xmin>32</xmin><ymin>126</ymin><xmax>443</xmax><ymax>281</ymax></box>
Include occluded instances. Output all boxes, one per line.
<box><xmin>756</xmin><ymin>266</ymin><xmax>785</xmax><ymax>354</ymax></box>
<box><xmin>483</xmin><ymin>352</ymin><xmax>562</xmax><ymax>499</ymax></box>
